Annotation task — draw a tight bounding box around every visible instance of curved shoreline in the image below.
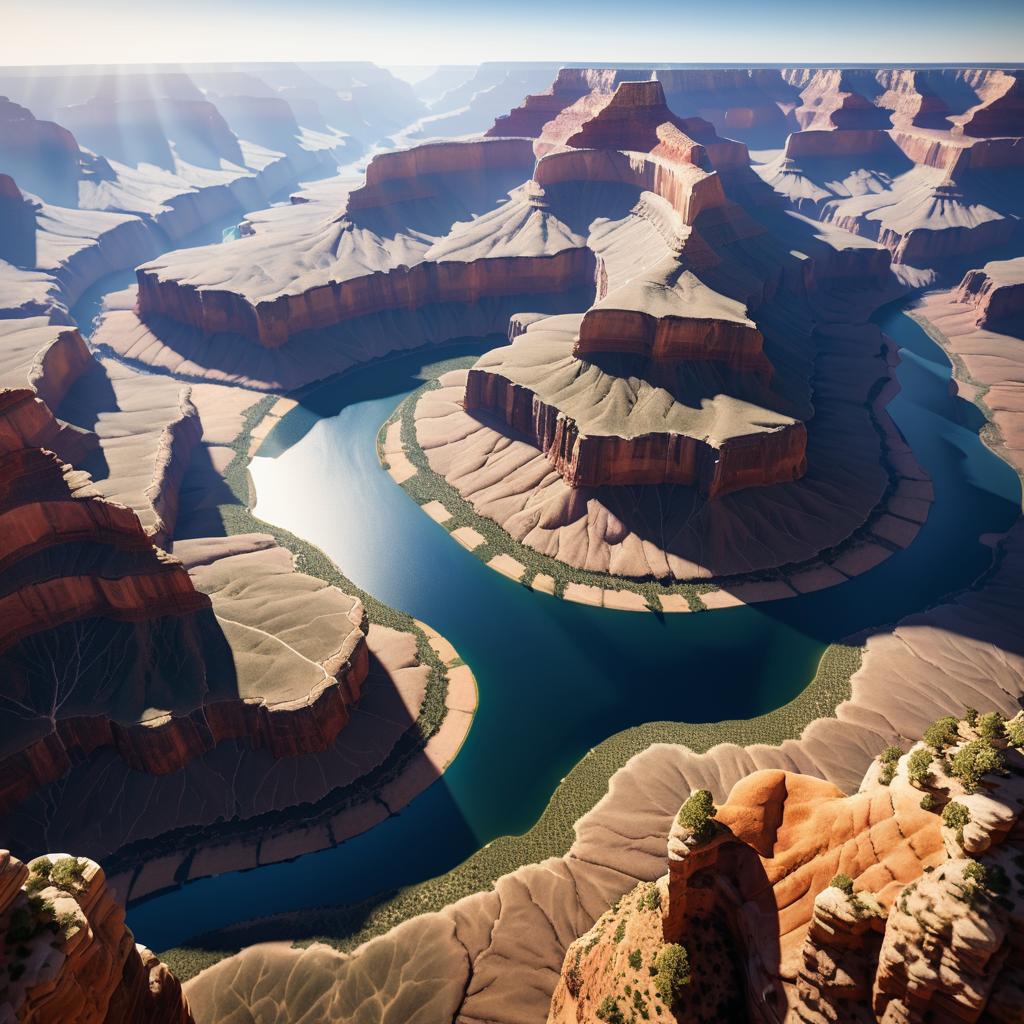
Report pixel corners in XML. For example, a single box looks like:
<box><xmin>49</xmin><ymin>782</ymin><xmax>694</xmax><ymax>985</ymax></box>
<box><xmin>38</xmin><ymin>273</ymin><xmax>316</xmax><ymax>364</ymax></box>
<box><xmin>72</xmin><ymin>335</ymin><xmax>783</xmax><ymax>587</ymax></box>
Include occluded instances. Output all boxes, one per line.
<box><xmin>162</xmin><ymin>299</ymin><xmax>1021</xmax><ymax>980</ymax></box>
<box><xmin>379</xmin><ymin>323</ymin><xmax>933</xmax><ymax>611</ymax></box>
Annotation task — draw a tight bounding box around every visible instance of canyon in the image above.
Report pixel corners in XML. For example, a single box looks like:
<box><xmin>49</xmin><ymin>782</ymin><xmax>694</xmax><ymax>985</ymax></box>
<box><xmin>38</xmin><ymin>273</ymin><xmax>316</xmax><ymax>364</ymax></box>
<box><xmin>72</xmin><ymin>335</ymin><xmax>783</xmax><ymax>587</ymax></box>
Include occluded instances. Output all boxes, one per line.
<box><xmin>0</xmin><ymin>56</ymin><xmax>1022</xmax><ymax>1024</ymax></box>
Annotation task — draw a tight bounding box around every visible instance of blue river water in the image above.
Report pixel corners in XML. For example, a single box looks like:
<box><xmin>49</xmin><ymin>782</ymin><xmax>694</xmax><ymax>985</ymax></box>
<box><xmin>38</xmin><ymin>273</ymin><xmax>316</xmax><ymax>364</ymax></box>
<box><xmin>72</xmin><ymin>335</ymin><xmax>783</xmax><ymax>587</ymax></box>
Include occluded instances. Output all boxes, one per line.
<box><xmin>122</xmin><ymin>304</ymin><xmax>1020</xmax><ymax>950</ymax></box>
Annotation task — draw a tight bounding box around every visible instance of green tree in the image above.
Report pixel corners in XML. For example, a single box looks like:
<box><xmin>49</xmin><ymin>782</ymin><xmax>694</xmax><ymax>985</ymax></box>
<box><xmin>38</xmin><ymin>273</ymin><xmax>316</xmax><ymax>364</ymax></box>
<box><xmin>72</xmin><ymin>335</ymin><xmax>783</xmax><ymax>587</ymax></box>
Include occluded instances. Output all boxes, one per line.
<box><xmin>677</xmin><ymin>790</ymin><xmax>717</xmax><ymax>842</ymax></box>
<box><xmin>654</xmin><ymin>944</ymin><xmax>691</xmax><ymax>1003</ymax></box>
<box><xmin>923</xmin><ymin>716</ymin><xmax>959</xmax><ymax>751</ymax></box>
<box><xmin>907</xmin><ymin>748</ymin><xmax>933</xmax><ymax>787</ymax></box>
<box><xmin>949</xmin><ymin>740</ymin><xmax>1002</xmax><ymax>792</ymax></box>
<box><xmin>829</xmin><ymin>873</ymin><xmax>854</xmax><ymax>895</ymax></box>
<box><xmin>942</xmin><ymin>800</ymin><xmax>971</xmax><ymax>842</ymax></box>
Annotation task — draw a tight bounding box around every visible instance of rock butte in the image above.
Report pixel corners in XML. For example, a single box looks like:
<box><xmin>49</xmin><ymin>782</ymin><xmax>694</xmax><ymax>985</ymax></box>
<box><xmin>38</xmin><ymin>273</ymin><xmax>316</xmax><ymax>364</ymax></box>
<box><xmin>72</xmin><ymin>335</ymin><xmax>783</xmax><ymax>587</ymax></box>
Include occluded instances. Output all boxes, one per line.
<box><xmin>0</xmin><ymin>58</ymin><xmax>1021</xmax><ymax>1024</ymax></box>
<box><xmin>0</xmin><ymin>849</ymin><xmax>192</xmax><ymax>1023</ymax></box>
<box><xmin>550</xmin><ymin>714</ymin><xmax>1024</xmax><ymax>1022</ymax></box>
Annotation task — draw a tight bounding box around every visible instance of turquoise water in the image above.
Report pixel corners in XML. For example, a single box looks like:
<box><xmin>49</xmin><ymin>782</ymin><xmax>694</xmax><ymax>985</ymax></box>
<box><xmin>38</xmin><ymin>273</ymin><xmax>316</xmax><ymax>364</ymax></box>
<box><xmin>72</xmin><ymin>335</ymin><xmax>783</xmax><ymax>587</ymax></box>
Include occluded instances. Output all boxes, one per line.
<box><xmin>124</xmin><ymin>304</ymin><xmax>1019</xmax><ymax>950</ymax></box>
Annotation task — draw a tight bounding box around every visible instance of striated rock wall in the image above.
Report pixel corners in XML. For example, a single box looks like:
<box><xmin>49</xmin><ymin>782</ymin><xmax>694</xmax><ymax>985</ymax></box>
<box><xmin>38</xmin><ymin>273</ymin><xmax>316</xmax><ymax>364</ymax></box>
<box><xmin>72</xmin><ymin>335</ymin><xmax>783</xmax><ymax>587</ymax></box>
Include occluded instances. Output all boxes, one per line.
<box><xmin>954</xmin><ymin>258</ymin><xmax>1024</xmax><ymax>335</ymax></box>
<box><xmin>575</xmin><ymin>305</ymin><xmax>771</xmax><ymax>376</ymax></box>
<box><xmin>137</xmin><ymin>245</ymin><xmax>595</xmax><ymax>348</ymax></box>
<box><xmin>551</xmin><ymin>713</ymin><xmax>1024</xmax><ymax>1024</ymax></box>
<box><xmin>346</xmin><ymin>136</ymin><xmax>536</xmax><ymax>211</ymax></box>
<box><xmin>0</xmin><ymin>850</ymin><xmax>193</xmax><ymax>1023</ymax></box>
<box><xmin>534</xmin><ymin>147</ymin><xmax>727</xmax><ymax>225</ymax></box>
<box><xmin>463</xmin><ymin>366</ymin><xmax>807</xmax><ymax>497</ymax></box>
<box><xmin>0</xmin><ymin>387</ymin><xmax>370</xmax><ymax>812</ymax></box>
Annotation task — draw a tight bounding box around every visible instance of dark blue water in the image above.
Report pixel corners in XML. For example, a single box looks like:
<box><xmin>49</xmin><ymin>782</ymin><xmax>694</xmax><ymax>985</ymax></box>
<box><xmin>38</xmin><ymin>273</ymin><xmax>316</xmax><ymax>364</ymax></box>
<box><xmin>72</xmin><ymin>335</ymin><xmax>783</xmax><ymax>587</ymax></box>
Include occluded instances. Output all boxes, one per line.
<box><xmin>126</xmin><ymin>305</ymin><xmax>1020</xmax><ymax>950</ymax></box>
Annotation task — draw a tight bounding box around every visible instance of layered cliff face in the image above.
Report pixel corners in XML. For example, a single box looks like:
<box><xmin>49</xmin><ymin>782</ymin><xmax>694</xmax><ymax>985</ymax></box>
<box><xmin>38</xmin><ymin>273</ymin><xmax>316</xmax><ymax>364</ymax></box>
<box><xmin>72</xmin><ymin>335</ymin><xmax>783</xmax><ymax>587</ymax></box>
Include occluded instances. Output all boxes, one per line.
<box><xmin>0</xmin><ymin>97</ymin><xmax>81</xmax><ymax>206</ymax></box>
<box><xmin>954</xmin><ymin>257</ymin><xmax>1024</xmax><ymax>335</ymax></box>
<box><xmin>0</xmin><ymin>850</ymin><xmax>192</xmax><ymax>1024</ymax></box>
<box><xmin>132</xmin><ymin>137</ymin><xmax>599</xmax><ymax>350</ymax></box>
<box><xmin>0</xmin><ymin>385</ymin><xmax>371</xmax><ymax>812</ymax></box>
<box><xmin>550</xmin><ymin>711</ymin><xmax>1024</xmax><ymax>1024</ymax></box>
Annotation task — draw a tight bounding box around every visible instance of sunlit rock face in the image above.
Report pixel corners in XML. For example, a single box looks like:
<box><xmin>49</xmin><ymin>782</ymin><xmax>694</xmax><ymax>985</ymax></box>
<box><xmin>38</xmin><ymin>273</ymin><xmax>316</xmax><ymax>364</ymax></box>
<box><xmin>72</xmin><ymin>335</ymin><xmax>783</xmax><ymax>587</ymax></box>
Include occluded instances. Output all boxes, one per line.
<box><xmin>550</xmin><ymin>716</ymin><xmax>1024</xmax><ymax>1024</ymax></box>
<box><xmin>0</xmin><ymin>850</ymin><xmax>193</xmax><ymax>1024</ymax></box>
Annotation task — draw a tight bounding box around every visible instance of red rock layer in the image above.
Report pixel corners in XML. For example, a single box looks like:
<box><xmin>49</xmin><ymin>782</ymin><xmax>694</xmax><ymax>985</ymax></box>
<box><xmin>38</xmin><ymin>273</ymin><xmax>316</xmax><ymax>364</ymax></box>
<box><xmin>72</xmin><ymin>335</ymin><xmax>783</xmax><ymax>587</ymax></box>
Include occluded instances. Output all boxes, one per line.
<box><xmin>0</xmin><ymin>851</ymin><xmax>193</xmax><ymax>1024</ymax></box>
<box><xmin>345</xmin><ymin>137</ymin><xmax>536</xmax><ymax>211</ymax></box>
<box><xmin>534</xmin><ymin>147</ymin><xmax>727</xmax><ymax>226</ymax></box>
<box><xmin>463</xmin><ymin>367</ymin><xmax>807</xmax><ymax>498</ymax></box>
<box><xmin>574</xmin><ymin>306</ymin><xmax>771</xmax><ymax>378</ymax></box>
<box><xmin>955</xmin><ymin>262</ymin><xmax>1024</xmax><ymax>335</ymax></box>
<box><xmin>552</xmin><ymin>722</ymin><xmax>1024</xmax><ymax>1023</ymax></box>
<box><xmin>137</xmin><ymin>246</ymin><xmax>595</xmax><ymax>349</ymax></box>
<box><xmin>0</xmin><ymin>388</ymin><xmax>369</xmax><ymax>812</ymax></box>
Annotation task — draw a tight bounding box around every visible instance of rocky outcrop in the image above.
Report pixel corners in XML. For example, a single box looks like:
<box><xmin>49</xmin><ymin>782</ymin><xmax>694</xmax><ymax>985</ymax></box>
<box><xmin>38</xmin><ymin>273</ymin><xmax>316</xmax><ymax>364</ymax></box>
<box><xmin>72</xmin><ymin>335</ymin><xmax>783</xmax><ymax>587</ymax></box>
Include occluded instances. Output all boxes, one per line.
<box><xmin>346</xmin><ymin>136</ymin><xmax>536</xmax><ymax>211</ymax></box>
<box><xmin>954</xmin><ymin>257</ymin><xmax>1024</xmax><ymax>335</ymax></box>
<box><xmin>0</xmin><ymin>850</ymin><xmax>192</xmax><ymax>1023</ymax></box>
<box><xmin>463</xmin><ymin>316</ymin><xmax>807</xmax><ymax>498</ymax></box>
<box><xmin>0</xmin><ymin>97</ymin><xmax>81</xmax><ymax>206</ymax></box>
<box><xmin>0</xmin><ymin>174</ymin><xmax>36</xmax><ymax>268</ymax></box>
<box><xmin>551</xmin><ymin>712</ymin><xmax>1024</xmax><ymax>1023</ymax></box>
<box><xmin>137</xmin><ymin>244</ymin><xmax>593</xmax><ymax>349</ymax></box>
<box><xmin>0</xmin><ymin>388</ymin><xmax>370</xmax><ymax>811</ymax></box>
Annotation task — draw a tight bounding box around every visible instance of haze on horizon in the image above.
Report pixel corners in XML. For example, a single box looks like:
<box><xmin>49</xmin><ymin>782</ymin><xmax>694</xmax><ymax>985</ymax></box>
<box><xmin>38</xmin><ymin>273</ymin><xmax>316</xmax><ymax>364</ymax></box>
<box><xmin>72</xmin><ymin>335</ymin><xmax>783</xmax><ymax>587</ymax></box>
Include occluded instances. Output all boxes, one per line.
<box><xmin>2</xmin><ymin>0</ymin><xmax>1022</xmax><ymax>68</ymax></box>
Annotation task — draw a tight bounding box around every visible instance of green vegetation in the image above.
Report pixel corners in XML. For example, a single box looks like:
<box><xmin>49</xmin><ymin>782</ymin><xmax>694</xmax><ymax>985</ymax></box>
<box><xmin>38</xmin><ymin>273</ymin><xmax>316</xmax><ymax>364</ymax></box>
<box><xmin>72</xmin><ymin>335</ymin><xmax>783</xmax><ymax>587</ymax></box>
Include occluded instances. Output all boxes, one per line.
<box><xmin>49</xmin><ymin>857</ymin><xmax>87</xmax><ymax>893</ymax></box>
<box><xmin>162</xmin><ymin>643</ymin><xmax>865</xmax><ymax>981</ymax></box>
<box><xmin>948</xmin><ymin>739</ymin><xmax>1003</xmax><ymax>793</ymax></box>
<box><xmin>919</xmin><ymin>793</ymin><xmax>936</xmax><ymax>811</ymax></box>
<box><xmin>653</xmin><ymin>944</ymin><xmax>691</xmax><ymax>1003</ymax></box>
<box><xmin>597</xmin><ymin>995</ymin><xmax>626</xmax><ymax>1024</ymax></box>
<box><xmin>613</xmin><ymin>919</ymin><xmax>626</xmax><ymax>944</ymax></box>
<box><xmin>1006</xmin><ymin>716</ymin><xmax>1024</xmax><ymax>748</ymax></box>
<box><xmin>977</xmin><ymin>712</ymin><xmax>1006</xmax><ymax>745</ymax></box>
<box><xmin>628</xmin><ymin>948</ymin><xmax>643</xmax><ymax>970</ymax></box>
<box><xmin>878</xmin><ymin>745</ymin><xmax>903</xmax><ymax>785</ymax></box>
<box><xmin>963</xmin><ymin>707</ymin><xmax>979</xmax><ymax>727</ymax></box>
<box><xmin>677</xmin><ymin>790</ymin><xmax>717</xmax><ymax>842</ymax></box>
<box><xmin>640</xmin><ymin>884</ymin><xmax>662</xmax><ymax>912</ymax></box>
<box><xmin>907</xmin><ymin>748</ymin><xmax>933</xmax><ymax>787</ymax></box>
<box><xmin>942</xmin><ymin>801</ymin><xmax>971</xmax><ymax>843</ymax></box>
<box><xmin>829</xmin><ymin>873</ymin><xmax>854</xmax><ymax>896</ymax></box>
<box><xmin>923</xmin><ymin>716</ymin><xmax>960</xmax><ymax>752</ymax></box>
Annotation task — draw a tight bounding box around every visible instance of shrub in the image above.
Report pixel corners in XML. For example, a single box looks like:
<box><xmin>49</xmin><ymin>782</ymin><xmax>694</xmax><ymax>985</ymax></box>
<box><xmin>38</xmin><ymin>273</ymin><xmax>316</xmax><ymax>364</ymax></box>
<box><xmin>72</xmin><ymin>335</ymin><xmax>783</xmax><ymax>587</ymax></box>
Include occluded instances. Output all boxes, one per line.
<box><xmin>977</xmin><ymin>712</ymin><xmax>1006</xmax><ymax>745</ymax></box>
<box><xmin>830</xmin><ymin>873</ymin><xmax>854</xmax><ymax>896</ymax></box>
<box><xmin>920</xmin><ymin>793</ymin><xmax>937</xmax><ymax>811</ymax></box>
<box><xmin>964</xmin><ymin>708</ymin><xmax>979</xmax><ymax>727</ymax></box>
<box><xmin>963</xmin><ymin>860</ymin><xmax>986</xmax><ymax>885</ymax></box>
<box><xmin>1005</xmin><ymin>716</ymin><xmax>1024</xmax><ymax>748</ymax></box>
<box><xmin>907</xmin><ymin>748</ymin><xmax>933</xmax><ymax>787</ymax></box>
<box><xmin>28</xmin><ymin>858</ymin><xmax>53</xmax><ymax>880</ymax></box>
<box><xmin>677</xmin><ymin>790</ymin><xmax>717</xmax><ymax>842</ymax></box>
<box><xmin>949</xmin><ymin>740</ymin><xmax>1003</xmax><ymax>792</ymax></box>
<box><xmin>942</xmin><ymin>801</ymin><xmax>971</xmax><ymax>843</ymax></box>
<box><xmin>596</xmin><ymin>995</ymin><xmax>625</xmax><ymax>1024</ymax></box>
<box><xmin>640</xmin><ymin>884</ymin><xmax>661</xmax><ymax>912</ymax></box>
<box><xmin>653</xmin><ymin>944</ymin><xmax>691</xmax><ymax>1003</ymax></box>
<box><xmin>878</xmin><ymin>745</ymin><xmax>902</xmax><ymax>785</ymax></box>
<box><xmin>613</xmin><ymin>919</ymin><xmax>626</xmax><ymax>943</ymax></box>
<box><xmin>924</xmin><ymin>716</ymin><xmax>959</xmax><ymax>751</ymax></box>
<box><xmin>628</xmin><ymin>948</ymin><xmax>643</xmax><ymax>970</ymax></box>
<box><xmin>49</xmin><ymin>857</ymin><xmax>87</xmax><ymax>893</ymax></box>
<box><xmin>55</xmin><ymin>911</ymin><xmax>79</xmax><ymax>938</ymax></box>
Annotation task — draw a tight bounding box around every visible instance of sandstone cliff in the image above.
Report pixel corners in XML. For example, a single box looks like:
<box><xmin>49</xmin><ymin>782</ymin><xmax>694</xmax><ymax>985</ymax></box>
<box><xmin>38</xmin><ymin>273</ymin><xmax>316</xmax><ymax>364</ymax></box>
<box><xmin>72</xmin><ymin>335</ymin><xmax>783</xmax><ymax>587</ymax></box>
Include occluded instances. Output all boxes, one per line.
<box><xmin>549</xmin><ymin>711</ymin><xmax>1024</xmax><ymax>1023</ymax></box>
<box><xmin>0</xmin><ymin>174</ymin><xmax>36</xmax><ymax>268</ymax></box>
<box><xmin>0</xmin><ymin>850</ymin><xmax>192</xmax><ymax>1023</ymax></box>
<box><xmin>954</xmin><ymin>257</ymin><xmax>1024</xmax><ymax>335</ymax></box>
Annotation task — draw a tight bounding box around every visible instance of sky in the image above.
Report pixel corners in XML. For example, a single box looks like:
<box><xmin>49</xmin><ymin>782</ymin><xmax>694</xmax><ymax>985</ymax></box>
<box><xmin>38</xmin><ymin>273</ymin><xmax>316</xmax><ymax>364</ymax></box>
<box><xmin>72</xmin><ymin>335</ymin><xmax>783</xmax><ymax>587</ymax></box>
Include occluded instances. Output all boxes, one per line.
<box><xmin>1</xmin><ymin>0</ymin><xmax>1021</xmax><ymax>67</ymax></box>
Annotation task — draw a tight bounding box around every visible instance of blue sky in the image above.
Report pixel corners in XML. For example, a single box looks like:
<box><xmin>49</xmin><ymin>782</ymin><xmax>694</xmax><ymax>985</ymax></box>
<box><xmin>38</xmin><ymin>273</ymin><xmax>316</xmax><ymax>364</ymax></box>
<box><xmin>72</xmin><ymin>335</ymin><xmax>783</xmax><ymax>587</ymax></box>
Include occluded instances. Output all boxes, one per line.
<box><xmin>2</xmin><ymin>0</ymin><xmax>1021</xmax><ymax>66</ymax></box>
